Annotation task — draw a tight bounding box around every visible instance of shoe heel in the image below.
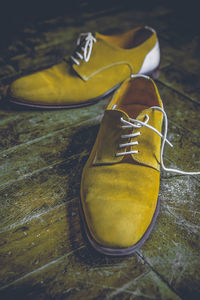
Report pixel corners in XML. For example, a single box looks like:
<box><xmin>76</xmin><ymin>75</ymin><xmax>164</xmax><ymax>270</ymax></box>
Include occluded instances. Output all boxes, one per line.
<box><xmin>139</xmin><ymin>41</ymin><xmax>160</xmax><ymax>78</ymax></box>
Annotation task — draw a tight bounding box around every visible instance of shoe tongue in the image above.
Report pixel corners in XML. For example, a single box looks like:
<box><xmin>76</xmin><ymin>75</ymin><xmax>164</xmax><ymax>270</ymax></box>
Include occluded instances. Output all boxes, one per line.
<box><xmin>132</xmin><ymin>107</ymin><xmax>163</xmax><ymax>171</ymax></box>
<box><xmin>111</xmin><ymin>107</ymin><xmax>131</xmax><ymax>120</ymax></box>
<box><xmin>111</xmin><ymin>106</ymin><xmax>152</xmax><ymax>125</ymax></box>
<box><xmin>136</xmin><ymin>107</ymin><xmax>152</xmax><ymax>122</ymax></box>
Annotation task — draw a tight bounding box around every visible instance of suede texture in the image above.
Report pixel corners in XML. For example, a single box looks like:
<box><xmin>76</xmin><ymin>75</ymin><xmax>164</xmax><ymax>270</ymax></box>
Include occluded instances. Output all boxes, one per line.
<box><xmin>81</xmin><ymin>76</ymin><xmax>163</xmax><ymax>249</ymax></box>
<box><xmin>9</xmin><ymin>27</ymin><xmax>158</xmax><ymax>106</ymax></box>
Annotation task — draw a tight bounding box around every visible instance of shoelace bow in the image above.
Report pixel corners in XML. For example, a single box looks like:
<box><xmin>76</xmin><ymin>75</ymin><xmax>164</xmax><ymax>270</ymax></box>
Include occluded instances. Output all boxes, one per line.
<box><xmin>116</xmin><ymin>106</ymin><xmax>200</xmax><ymax>175</ymax></box>
<box><xmin>71</xmin><ymin>32</ymin><xmax>97</xmax><ymax>65</ymax></box>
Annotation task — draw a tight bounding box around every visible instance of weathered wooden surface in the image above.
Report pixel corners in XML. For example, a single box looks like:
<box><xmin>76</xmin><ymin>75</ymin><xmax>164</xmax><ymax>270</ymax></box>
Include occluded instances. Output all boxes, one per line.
<box><xmin>0</xmin><ymin>1</ymin><xmax>200</xmax><ymax>299</ymax></box>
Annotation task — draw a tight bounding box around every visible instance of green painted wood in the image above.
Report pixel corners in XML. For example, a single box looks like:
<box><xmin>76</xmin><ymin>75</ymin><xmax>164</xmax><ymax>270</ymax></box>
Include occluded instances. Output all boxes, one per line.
<box><xmin>0</xmin><ymin>97</ymin><xmax>108</xmax><ymax>152</ymax></box>
<box><xmin>159</xmin><ymin>65</ymin><xmax>200</xmax><ymax>105</ymax></box>
<box><xmin>159</xmin><ymin>39</ymin><xmax>200</xmax><ymax>76</ymax></box>
<box><xmin>0</xmin><ymin>2</ymin><xmax>199</xmax><ymax>299</ymax></box>
<box><xmin>138</xmin><ymin>199</ymin><xmax>200</xmax><ymax>299</ymax></box>
<box><xmin>0</xmin><ymin>198</ymin><xmax>183</xmax><ymax>300</ymax></box>
<box><xmin>0</xmin><ymin>155</ymin><xmax>87</xmax><ymax>230</ymax></box>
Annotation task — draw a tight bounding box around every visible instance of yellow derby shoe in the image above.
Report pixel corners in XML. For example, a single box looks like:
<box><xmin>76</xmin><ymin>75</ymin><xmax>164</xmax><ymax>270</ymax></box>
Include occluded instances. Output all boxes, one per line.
<box><xmin>80</xmin><ymin>75</ymin><xmax>200</xmax><ymax>255</ymax></box>
<box><xmin>8</xmin><ymin>26</ymin><xmax>160</xmax><ymax>108</ymax></box>
<box><xmin>80</xmin><ymin>75</ymin><xmax>163</xmax><ymax>255</ymax></box>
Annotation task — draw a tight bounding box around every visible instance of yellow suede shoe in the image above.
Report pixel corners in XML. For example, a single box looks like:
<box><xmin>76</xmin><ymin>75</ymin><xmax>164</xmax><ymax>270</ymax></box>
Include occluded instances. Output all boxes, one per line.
<box><xmin>80</xmin><ymin>75</ymin><xmax>200</xmax><ymax>256</ymax></box>
<box><xmin>8</xmin><ymin>26</ymin><xmax>160</xmax><ymax>108</ymax></box>
<box><xmin>80</xmin><ymin>75</ymin><xmax>163</xmax><ymax>255</ymax></box>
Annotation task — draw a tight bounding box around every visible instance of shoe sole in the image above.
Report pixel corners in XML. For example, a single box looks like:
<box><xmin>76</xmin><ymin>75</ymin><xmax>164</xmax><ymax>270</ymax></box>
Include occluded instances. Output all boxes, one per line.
<box><xmin>7</xmin><ymin>83</ymin><xmax>121</xmax><ymax>109</ymax></box>
<box><xmin>7</xmin><ymin>41</ymin><xmax>160</xmax><ymax>109</ymax></box>
<box><xmin>79</xmin><ymin>197</ymin><xmax>160</xmax><ymax>256</ymax></box>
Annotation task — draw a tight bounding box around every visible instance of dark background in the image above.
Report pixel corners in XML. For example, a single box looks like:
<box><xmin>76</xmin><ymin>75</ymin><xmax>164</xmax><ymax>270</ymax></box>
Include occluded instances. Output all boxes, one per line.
<box><xmin>0</xmin><ymin>0</ymin><xmax>199</xmax><ymax>46</ymax></box>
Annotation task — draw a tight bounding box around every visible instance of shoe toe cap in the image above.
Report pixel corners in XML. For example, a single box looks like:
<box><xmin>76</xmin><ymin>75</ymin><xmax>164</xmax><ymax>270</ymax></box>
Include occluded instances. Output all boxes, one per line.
<box><xmin>9</xmin><ymin>72</ymin><xmax>50</xmax><ymax>102</ymax></box>
<box><xmin>84</xmin><ymin>198</ymin><xmax>154</xmax><ymax>249</ymax></box>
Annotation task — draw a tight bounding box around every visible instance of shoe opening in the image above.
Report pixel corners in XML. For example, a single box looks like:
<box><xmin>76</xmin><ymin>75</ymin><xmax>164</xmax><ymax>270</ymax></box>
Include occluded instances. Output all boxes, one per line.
<box><xmin>113</xmin><ymin>77</ymin><xmax>161</xmax><ymax>118</ymax></box>
<box><xmin>98</xmin><ymin>27</ymin><xmax>153</xmax><ymax>49</ymax></box>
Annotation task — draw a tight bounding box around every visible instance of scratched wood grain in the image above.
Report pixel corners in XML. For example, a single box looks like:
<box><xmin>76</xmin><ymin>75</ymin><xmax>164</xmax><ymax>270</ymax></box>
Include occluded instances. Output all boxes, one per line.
<box><xmin>0</xmin><ymin>1</ymin><xmax>200</xmax><ymax>299</ymax></box>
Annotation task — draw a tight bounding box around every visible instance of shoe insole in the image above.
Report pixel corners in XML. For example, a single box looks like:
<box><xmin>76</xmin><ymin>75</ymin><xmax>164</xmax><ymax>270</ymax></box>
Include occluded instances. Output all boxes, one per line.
<box><xmin>117</xmin><ymin>103</ymin><xmax>149</xmax><ymax>119</ymax></box>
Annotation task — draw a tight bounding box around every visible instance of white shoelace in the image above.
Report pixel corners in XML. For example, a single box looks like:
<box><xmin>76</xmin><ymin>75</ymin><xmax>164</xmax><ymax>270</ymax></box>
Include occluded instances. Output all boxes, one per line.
<box><xmin>70</xmin><ymin>32</ymin><xmax>97</xmax><ymax>65</ymax></box>
<box><xmin>116</xmin><ymin>106</ymin><xmax>200</xmax><ymax>175</ymax></box>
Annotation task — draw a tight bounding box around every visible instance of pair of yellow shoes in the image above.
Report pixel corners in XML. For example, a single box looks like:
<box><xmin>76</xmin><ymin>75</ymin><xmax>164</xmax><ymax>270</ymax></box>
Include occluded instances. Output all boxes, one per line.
<box><xmin>7</xmin><ymin>26</ymin><xmax>200</xmax><ymax>256</ymax></box>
